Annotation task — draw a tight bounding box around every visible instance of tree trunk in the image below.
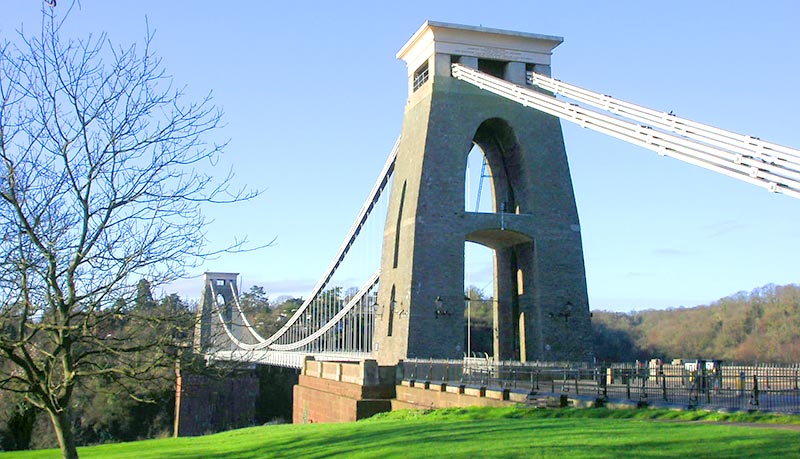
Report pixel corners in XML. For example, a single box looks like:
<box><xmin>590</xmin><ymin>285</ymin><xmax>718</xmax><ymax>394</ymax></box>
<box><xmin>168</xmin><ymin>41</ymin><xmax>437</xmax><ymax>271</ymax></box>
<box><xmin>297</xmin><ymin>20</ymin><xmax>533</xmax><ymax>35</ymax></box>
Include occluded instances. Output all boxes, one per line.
<box><xmin>47</xmin><ymin>408</ymin><xmax>78</xmax><ymax>459</ymax></box>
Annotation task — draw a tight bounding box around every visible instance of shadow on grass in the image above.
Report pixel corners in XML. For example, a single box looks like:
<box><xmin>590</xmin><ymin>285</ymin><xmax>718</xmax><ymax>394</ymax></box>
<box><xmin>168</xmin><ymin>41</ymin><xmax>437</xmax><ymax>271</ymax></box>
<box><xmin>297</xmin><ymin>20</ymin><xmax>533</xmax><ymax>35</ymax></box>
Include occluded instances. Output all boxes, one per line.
<box><xmin>120</xmin><ymin>418</ymin><xmax>800</xmax><ymax>459</ymax></box>
<box><xmin>3</xmin><ymin>409</ymin><xmax>798</xmax><ymax>459</ymax></box>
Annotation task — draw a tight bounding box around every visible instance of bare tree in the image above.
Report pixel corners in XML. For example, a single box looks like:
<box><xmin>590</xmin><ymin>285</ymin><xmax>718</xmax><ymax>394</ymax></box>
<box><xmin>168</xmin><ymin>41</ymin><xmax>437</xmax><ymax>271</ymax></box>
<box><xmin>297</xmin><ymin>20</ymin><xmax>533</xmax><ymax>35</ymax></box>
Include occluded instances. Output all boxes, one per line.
<box><xmin>0</xmin><ymin>5</ymin><xmax>255</xmax><ymax>458</ymax></box>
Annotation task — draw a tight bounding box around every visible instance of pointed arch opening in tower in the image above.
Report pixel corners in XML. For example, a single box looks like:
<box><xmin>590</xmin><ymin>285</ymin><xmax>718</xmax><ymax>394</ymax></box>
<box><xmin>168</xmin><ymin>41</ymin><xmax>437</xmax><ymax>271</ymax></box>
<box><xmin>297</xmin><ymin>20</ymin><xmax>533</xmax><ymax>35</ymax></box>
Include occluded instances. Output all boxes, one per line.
<box><xmin>217</xmin><ymin>293</ymin><xmax>231</xmax><ymax>323</ymax></box>
<box><xmin>393</xmin><ymin>181</ymin><xmax>407</xmax><ymax>269</ymax></box>
<box><xmin>472</xmin><ymin>118</ymin><xmax>523</xmax><ymax>215</ymax></box>
<box><xmin>465</xmin><ymin>143</ymin><xmax>495</xmax><ymax>213</ymax></box>
<box><xmin>387</xmin><ymin>285</ymin><xmax>396</xmax><ymax>337</ymax></box>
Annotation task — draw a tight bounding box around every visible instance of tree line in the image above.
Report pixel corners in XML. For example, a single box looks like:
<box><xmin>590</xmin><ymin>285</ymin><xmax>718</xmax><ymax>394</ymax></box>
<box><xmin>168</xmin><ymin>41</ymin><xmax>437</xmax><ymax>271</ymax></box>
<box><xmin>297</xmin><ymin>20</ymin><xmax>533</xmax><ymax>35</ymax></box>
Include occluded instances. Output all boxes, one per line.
<box><xmin>464</xmin><ymin>283</ymin><xmax>800</xmax><ymax>364</ymax></box>
<box><xmin>591</xmin><ymin>283</ymin><xmax>800</xmax><ymax>363</ymax></box>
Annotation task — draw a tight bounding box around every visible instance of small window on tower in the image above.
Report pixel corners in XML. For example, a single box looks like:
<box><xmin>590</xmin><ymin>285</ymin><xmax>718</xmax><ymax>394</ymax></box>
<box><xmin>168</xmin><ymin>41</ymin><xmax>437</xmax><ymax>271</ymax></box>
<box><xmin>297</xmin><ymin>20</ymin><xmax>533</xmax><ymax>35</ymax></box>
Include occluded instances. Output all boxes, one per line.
<box><xmin>413</xmin><ymin>61</ymin><xmax>429</xmax><ymax>92</ymax></box>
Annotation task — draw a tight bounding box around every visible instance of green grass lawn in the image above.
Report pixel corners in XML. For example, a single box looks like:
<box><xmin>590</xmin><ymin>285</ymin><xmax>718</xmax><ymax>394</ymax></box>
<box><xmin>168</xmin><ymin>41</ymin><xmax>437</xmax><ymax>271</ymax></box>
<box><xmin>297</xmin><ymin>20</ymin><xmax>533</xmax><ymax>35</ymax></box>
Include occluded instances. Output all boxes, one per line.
<box><xmin>2</xmin><ymin>407</ymin><xmax>798</xmax><ymax>459</ymax></box>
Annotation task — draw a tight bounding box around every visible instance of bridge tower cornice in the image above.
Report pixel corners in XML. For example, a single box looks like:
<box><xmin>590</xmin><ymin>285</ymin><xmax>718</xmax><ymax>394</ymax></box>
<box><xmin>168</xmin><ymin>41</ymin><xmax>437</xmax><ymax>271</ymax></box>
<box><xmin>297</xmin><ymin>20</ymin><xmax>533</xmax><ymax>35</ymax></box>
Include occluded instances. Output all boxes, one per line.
<box><xmin>397</xmin><ymin>21</ymin><xmax>562</xmax><ymax>96</ymax></box>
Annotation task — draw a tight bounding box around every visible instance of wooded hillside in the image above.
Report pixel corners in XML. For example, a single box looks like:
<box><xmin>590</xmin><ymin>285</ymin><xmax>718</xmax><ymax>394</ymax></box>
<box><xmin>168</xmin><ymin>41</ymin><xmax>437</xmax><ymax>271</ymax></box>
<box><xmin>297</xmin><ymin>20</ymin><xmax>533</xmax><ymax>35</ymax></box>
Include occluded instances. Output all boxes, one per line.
<box><xmin>592</xmin><ymin>283</ymin><xmax>800</xmax><ymax>363</ymax></box>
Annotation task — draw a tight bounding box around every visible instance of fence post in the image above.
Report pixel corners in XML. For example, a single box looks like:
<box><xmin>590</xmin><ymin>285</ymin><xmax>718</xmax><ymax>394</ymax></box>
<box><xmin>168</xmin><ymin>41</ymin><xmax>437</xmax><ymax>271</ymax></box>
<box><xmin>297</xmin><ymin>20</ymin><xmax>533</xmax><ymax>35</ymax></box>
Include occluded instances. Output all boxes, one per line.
<box><xmin>594</xmin><ymin>367</ymin><xmax>600</xmax><ymax>398</ymax></box>
<box><xmin>739</xmin><ymin>371</ymin><xmax>746</xmax><ymax>397</ymax></box>
<box><xmin>750</xmin><ymin>374</ymin><xmax>760</xmax><ymax>408</ymax></box>
<box><xmin>641</xmin><ymin>372</ymin><xmax>648</xmax><ymax>401</ymax></box>
<box><xmin>529</xmin><ymin>369</ymin><xmax>534</xmax><ymax>394</ymax></box>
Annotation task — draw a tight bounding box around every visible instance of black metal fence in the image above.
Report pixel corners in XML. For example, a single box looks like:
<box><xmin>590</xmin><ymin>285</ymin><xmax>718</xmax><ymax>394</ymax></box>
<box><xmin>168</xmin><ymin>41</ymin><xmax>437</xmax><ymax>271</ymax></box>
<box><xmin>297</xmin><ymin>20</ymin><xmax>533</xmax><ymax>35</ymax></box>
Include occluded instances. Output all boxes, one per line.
<box><xmin>399</xmin><ymin>358</ymin><xmax>800</xmax><ymax>414</ymax></box>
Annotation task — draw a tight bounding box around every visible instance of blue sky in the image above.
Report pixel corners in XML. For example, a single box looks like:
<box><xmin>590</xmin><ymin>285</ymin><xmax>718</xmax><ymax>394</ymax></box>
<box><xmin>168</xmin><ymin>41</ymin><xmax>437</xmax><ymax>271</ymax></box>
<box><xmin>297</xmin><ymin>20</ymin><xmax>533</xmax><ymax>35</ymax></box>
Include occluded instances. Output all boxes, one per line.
<box><xmin>3</xmin><ymin>1</ymin><xmax>798</xmax><ymax>312</ymax></box>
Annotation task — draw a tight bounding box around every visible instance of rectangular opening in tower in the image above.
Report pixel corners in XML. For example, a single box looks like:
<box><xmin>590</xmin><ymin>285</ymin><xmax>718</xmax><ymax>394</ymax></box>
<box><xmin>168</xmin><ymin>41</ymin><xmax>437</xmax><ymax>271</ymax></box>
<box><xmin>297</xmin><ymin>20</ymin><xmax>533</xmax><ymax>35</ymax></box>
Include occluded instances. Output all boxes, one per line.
<box><xmin>525</xmin><ymin>63</ymin><xmax>536</xmax><ymax>85</ymax></box>
<box><xmin>478</xmin><ymin>59</ymin><xmax>506</xmax><ymax>79</ymax></box>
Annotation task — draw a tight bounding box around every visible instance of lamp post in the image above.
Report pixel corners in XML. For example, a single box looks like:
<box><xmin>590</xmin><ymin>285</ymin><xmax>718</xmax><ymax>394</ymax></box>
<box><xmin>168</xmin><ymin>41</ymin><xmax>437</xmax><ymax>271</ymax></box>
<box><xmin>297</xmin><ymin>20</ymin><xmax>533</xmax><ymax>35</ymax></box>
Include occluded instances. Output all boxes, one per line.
<box><xmin>465</xmin><ymin>295</ymin><xmax>472</xmax><ymax>357</ymax></box>
<box><xmin>434</xmin><ymin>296</ymin><xmax>451</xmax><ymax>318</ymax></box>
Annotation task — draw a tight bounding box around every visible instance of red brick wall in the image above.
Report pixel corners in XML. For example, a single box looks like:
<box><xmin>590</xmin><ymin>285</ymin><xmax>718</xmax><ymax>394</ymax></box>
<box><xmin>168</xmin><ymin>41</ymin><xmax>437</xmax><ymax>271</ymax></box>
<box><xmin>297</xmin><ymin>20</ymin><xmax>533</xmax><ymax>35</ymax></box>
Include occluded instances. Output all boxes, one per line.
<box><xmin>292</xmin><ymin>376</ymin><xmax>393</xmax><ymax>424</ymax></box>
<box><xmin>176</xmin><ymin>371</ymin><xmax>258</xmax><ymax>436</ymax></box>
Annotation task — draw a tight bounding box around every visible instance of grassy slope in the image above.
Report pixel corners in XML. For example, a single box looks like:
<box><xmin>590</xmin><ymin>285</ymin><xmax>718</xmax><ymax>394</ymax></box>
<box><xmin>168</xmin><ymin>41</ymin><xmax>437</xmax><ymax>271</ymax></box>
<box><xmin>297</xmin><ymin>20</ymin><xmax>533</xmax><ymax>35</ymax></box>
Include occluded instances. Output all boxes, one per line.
<box><xmin>2</xmin><ymin>408</ymin><xmax>799</xmax><ymax>459</ymax></box>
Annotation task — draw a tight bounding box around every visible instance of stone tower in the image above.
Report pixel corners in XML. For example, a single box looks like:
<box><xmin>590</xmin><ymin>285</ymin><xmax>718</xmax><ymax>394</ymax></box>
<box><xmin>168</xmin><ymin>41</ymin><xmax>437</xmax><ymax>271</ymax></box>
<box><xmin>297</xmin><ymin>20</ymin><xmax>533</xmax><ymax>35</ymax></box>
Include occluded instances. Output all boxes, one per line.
<box><xmin>373</xmin><ymin>21</ymin><xmax>592</xmax><ymax>364</ymax></box>
<box><xmin>194</xmin><ymin>271</ymin><xmax>246</xmax><ymax>353</ymax></box>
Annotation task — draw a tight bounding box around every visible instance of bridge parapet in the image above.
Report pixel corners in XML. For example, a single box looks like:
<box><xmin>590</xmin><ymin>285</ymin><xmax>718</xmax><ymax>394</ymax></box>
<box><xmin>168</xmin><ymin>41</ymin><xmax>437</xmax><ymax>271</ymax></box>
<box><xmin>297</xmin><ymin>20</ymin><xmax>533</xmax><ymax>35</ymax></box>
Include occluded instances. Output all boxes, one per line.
<box><xmin>302</xmin><ymin>358</ymin><xmax>388</xmax><ymax>387</ymax></box>
<box><xmin>293</xmin><ymin>357</ymin><xmax>396</xmax><ymax>423</ymax></box>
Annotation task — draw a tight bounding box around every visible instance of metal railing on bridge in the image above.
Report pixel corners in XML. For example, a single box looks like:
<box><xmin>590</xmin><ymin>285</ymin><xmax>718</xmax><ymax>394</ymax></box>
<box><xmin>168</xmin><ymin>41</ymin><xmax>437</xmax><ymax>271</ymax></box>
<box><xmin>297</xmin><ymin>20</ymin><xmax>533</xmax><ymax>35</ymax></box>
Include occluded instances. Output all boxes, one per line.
<box><xmin>400</xmin><ymin>358</ymin><xmax>800</xmax><ymax>414</ymax></box>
